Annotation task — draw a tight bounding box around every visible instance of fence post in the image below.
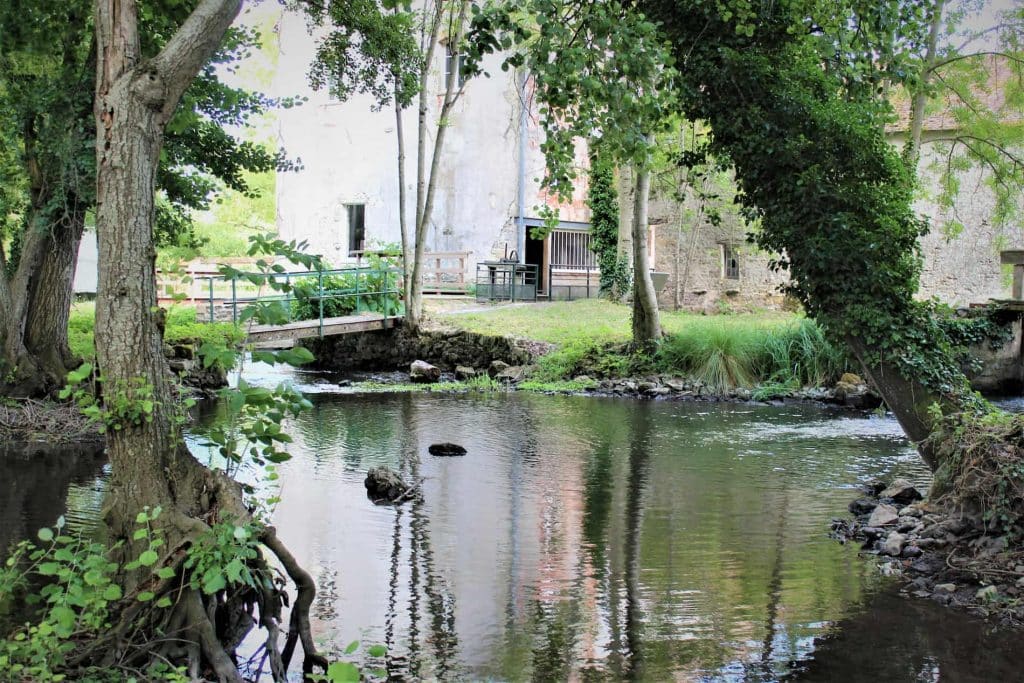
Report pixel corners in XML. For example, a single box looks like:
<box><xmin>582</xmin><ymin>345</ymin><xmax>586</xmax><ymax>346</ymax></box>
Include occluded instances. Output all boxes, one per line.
<box><xmin>318</xmin><ymin>269</ymin><xmax>324</xmax><ymax>338</ymax></box>
<box><xmin>208</xmin><ymin>277</ymin><xmax>214</xmax><ymax>323</ymax></box>
<box><xmin>586</xmin><ymin>266</ymin><xmax>591</xmax><ymax>299</ymax></box>
<box><xmin>285</xmin><ymin>272</ymin><xmax>292</xmax><ymax>322</ymax></box>
<box><xmin>231</xmin><ymin>277</ymin><xmax>237</xmax><ymax>324</ymax></box>
<box><xmin>511</xmin><ymin>264</ymin><xmax>516</xmax><ymax>302</ymax></box>
<box><xmin>548</xmin><ymin>264</ymin><xmax>553</xmax><ymax>302</ymax></box>
<box><xmin>355</xmin><ymin>266</ymin><xmax>362</xmax><ymax>313</ymax></box>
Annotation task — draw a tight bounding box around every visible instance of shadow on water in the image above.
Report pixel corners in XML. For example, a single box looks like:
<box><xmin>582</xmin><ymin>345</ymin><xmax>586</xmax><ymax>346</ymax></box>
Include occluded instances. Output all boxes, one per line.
<box><xmin>0</xmin><ymin>442</ymin><xmax>107</xmax><ymax>560</ymax></box>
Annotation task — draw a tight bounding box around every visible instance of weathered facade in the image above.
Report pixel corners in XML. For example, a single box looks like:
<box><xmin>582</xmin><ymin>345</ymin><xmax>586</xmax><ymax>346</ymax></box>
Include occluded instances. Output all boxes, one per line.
<box><xmin>620</xmin><ymin>132</ymin><xmax>1023</xmax><ymax>312</ymax></box>
<box><xmin>273</xmin><ymin>9</ymin><xmax>591</xmax><ymax>294</ymax></box>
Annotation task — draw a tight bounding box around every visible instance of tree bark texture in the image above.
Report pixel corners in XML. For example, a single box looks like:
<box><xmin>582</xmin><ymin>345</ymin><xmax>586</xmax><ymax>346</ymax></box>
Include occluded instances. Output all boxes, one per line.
<box><xmin>93</xmin><ymin>0</ymin><xmax>243</xmax><ymax>545</ymax></box>
<box><xmin>630</xmin><ymin>163</ymin><xmax>661</xmax><ymax>343</ymax></box>
<box><xmin>24</xmin><ymin>210</ymin><xmax>87</xmax><ymax>378</ymax></box>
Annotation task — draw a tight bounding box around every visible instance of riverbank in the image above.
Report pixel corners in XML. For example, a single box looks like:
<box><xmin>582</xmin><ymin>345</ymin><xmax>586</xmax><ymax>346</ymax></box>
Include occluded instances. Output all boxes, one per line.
<box><xmin>303</xmin><ymin>299</ymin><xmax>875</xmax><ymax>405</ymax></box>
<box><xmin>833</xmin><ymin>478</ymin><xmax>1024</xmax><ymax>627</ymax></box>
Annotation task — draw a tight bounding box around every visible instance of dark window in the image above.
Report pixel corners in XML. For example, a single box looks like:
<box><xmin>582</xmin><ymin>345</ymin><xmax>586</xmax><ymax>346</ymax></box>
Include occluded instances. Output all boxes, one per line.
<box><xmin>722</xmin><ymin>244</ymin><xmax>740</xmax><ymax>279</ymax></box>
<box><xmin>347</xmin><ymin>204</ymin><xmax>365</xmax><ymax>255</ymax></box>
<box><xmin>444</xmin><ymin>51</ymin><xmax>468</xmax><ymax>88</ymax></box>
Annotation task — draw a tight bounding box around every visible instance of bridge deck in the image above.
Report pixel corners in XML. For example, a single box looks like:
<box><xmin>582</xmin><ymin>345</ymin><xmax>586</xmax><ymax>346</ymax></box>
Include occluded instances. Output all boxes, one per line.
<box><xmin>246</xmin><ymin>313</ymin><xmax>402</xmax><ymax>344</ymax></box>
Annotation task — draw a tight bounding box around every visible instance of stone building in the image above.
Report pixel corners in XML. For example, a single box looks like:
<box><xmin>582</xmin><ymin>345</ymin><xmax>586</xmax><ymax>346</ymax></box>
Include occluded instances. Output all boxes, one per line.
<box><xmin>273</xmin><ymin>8</ymin><xmax>592</xmax><ymax>297</ymax></box>
<box><xmin>275</xmin><ymin>10</ymin><xmax>1017</xmax><ymax>310</ymax></box>
<box><xmin>623</xmin><ymin>127</ymin><xmax>1022</xmax><ymax>313</ymax></box>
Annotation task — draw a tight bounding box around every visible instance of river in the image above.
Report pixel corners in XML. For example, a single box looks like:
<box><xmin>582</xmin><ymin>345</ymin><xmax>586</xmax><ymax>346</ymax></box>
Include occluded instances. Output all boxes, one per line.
<box><xmin>2</xmin><ymin>379</ymin><xmax>1021</xmax><ymax>681</ymax></box>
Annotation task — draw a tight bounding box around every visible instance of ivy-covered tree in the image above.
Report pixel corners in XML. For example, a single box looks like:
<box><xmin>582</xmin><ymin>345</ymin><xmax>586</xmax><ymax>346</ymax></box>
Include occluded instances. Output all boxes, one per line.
<box><xmin>0</xmin><ymin>0</ymin><xmax>292</xmax><ymax>398</ymax></box>
<box><xmin>587</xmin><ymin>142</ymin><xmax>629</xmax><ymax>298</ymax></box>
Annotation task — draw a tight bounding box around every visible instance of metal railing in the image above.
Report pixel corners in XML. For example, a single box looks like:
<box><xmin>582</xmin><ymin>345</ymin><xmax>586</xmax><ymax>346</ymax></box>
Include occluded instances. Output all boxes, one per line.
<box><xmin>547</xmin><ymin>263</ymin><xmax>600</xmax><ymax>301</ymax></box>
<box><xmin>475</xmin><ymin>262</ymin><xmax>538</xmax><ymax>302</ymax></box>
<box><xmin>197</xmin><ymin>265</ymin><xmax>404</xmax><ymax>336</ymax></box>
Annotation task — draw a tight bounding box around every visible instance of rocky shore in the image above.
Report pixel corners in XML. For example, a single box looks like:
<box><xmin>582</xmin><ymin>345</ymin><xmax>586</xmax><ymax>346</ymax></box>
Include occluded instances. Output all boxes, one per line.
<box><xmin>833</xmin><ymin>480</ymin><xmax>1024</xmax><ymax>626</ymax></box>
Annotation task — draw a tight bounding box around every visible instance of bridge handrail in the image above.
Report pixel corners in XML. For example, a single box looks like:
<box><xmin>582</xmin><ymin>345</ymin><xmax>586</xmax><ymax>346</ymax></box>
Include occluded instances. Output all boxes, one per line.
<box><xmin>197</xmin><ymin>264</ymin><xmax>405</xmax><ymax>336</ymax></box>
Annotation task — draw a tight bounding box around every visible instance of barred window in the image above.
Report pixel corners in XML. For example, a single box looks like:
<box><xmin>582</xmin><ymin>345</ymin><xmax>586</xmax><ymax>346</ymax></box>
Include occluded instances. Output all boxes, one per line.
<box><xmin>722</xmin><ymin>243</ymin><xmax>740</xmax><ymax>279</ymax></box>
<box><xmin>551</xmin><ymin>230</ymin><xmax>597</xmax><ymax>269</ymax></box>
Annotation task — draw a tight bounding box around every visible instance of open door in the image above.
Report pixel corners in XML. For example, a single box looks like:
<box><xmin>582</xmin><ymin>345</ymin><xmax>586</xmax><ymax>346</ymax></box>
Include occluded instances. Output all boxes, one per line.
<box><xmin>525</xmin><ymin>235</ymin><xmax>545</xmax><ymax>296</ymax></box>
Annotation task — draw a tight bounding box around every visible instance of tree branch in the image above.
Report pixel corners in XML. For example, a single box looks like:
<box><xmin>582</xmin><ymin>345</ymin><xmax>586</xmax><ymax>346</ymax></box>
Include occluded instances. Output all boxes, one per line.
<box><xmin>149</xmin><ymin>0</ymin><xmax>244</xmax><ymax>122</ymax></box>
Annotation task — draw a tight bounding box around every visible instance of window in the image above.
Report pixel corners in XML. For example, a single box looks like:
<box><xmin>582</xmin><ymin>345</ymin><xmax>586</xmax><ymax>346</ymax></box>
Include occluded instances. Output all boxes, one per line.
<box><xmin>347</xmin><ymin>204</ymin><xmax>365</xmax><ymax>255</ymax></box>
<box><xmin>550</xmin><ymin>230</ymin><xmax>597</xmax><ymax>269</ymax></box>
<box><xmin>444</xmin><ymin>51</ymin><xmax>468</xmax><ymax>88</ymax></box>
<box><xmin>722</xmin><ymin>243</ymin><xmax>740</xmax><ymax>279</ymax></box>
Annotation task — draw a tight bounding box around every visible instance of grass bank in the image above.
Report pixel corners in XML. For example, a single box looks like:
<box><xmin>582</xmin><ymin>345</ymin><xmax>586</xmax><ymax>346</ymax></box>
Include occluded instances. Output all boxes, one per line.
<box><xmin>433</xmin><ymin>300</ymin><xmax>850</xmax><ymax>393</ymax></box>
<box><xmin>69</xmin><ymin>302</ymin><xmax>244</xmax><ymax>361</ymax></box>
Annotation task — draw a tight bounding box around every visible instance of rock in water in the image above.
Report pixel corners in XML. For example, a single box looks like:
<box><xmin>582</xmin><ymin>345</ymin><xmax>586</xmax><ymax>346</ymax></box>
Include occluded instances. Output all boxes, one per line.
<box><xmin>879</xmin><ymin>478</ymin><xmax>923</xmax><ymax>504</ymax></box>
<box><xmin>429</xmin><ymin>442</ymin><xmax>467</xmax><ymax>456</ymax></box>
<box><xmin>365</xmin><ymin>466</ymin><xmax>408</xmax><ymax>502</ymax></box>
<box><xmin>868</xmin><ymin>503</ymin><xmax>900</xmax><ymax>527</ymax></box>
<box><xmin>848</xmin><ymin>497</ymin><xmax>878</xmax><ymax>516</ymax></box>
<box><xmin>455</xmin><ymin>366</ymin><xmax>479</xmax><ymax>380</ymax></box>
<box><xmin>409</xmin><ymin>360</ymin><xmax>441</xmax><ymax>383</ymax></box>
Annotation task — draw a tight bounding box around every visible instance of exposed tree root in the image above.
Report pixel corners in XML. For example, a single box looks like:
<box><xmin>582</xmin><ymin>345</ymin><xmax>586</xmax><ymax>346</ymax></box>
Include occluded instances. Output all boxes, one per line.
<box><xmin>44</xmin><ymin>455</ymin><xmax>329</xmax><ymax>681</ymax></box>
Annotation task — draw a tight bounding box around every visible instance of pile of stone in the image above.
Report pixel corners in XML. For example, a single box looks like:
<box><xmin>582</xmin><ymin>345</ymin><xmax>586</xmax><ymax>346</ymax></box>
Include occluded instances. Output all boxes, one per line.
<box><xmin>833</xmin><ymin>478</ymin><xmax>1024</xmax><ymax>625</ymax></box>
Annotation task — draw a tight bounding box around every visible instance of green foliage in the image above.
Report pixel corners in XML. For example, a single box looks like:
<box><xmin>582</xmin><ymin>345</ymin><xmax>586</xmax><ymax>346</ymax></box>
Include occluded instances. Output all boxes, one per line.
<box><xmin>0</xmin><ymin>511</ymin><xmax>189</xmax><ymax>682</ymax></box>
<box><xmin>59</xmin><ymin>365</ymin><xmax>156</xmax><ymax>435</ymax></box>
<box><xmin>640</xmin><ymin>0</ymin><xmax>977</xmax><ymax>407</ymax></box>
<box><xmin>283</xmin><ymin>252</ymin><xmax>403</xmax><ymax>322</ymax></box>
<box><xmin>182</xmin><ymin>521</ymin><xmax>261</xmax><ymax>596</ymax></box>
<box><xmin>305</xmin><ymin>0</ymin><xmax>422</xmax><ymax>109</ymax></box>
<box><xmin>67</xmin><ymin>303</ymin><xmax>244</xmax><ymax>363</ymax></box>
<box><xmin>587</xmin><ymin>142</ymin><xmax>630</xmax><ymax>298</ymax></box>
<box><xmin>472</xmin><ymin>0</ymin><xmax>679</xmax><ymax>199</ymax></box>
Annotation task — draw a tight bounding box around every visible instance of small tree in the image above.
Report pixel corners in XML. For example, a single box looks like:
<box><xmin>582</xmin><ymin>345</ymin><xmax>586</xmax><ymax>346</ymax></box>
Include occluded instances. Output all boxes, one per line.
<box><xmin>473</xmin><ymin>0</ymin><xmax>677</xmax><ymax>343</ymax></box>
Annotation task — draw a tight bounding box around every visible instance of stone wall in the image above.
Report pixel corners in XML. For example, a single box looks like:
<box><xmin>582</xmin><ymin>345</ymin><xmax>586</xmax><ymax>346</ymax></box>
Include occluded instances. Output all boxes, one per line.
<box><xmin>303</xmin><ymin>326</ymin><xmax>532</xmax><ymax>373</ymax></box>
<box><xmin>616</xmin><ymin>134</ymin><xmax>1023</xmax><ymax>312</ymax></box>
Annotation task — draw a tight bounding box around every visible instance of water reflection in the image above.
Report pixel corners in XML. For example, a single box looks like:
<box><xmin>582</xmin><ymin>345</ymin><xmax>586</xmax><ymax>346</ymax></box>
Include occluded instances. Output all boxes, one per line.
<box><xmin>0</xmin><ymin>442</ymin><xmax>107</xmax><ymax>559</ymax></box>
<box><xmin>4</xmin><ymin>391</ymin><xmax>1018</xmax><ymax>682</ymax></box>
<box><xmin>253</xmin><ymin>393</ymin><xmax>947</xmax><ymax>681</ymax></box>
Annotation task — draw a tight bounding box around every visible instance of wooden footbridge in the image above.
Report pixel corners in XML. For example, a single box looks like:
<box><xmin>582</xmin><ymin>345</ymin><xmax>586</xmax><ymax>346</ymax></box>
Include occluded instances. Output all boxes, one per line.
<box><xmin>173</xmin><ymin>264</ymin><xmax>405</xmax><ymax>345</ymax></box>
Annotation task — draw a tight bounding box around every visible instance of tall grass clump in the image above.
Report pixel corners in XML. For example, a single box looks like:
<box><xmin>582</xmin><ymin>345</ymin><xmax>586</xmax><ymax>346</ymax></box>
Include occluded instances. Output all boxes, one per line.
<box><xmin>657</xmin><ymin>321</ymin><xmax>760</xmax><ymax>392</ymax></box>
<box><xmin>657</xmin><ymin>317</ymin><xmax>849</xmax><ymax>391</ymax></box>
<box><xmin>754</xmin><ymin>319</ymin><xmax>848</xmax><ymax>387</ymax></box>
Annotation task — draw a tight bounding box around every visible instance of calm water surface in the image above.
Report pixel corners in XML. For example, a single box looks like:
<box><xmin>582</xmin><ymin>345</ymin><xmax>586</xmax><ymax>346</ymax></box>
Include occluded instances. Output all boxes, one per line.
<box><xmin>3</xmin><ymin>381</ymin><xmax>1022</xmax><ymax>681</ymax></box>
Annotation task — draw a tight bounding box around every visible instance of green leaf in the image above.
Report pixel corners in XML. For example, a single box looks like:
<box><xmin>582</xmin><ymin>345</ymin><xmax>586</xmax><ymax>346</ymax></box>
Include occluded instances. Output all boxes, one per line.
<box><xmin>137</xmin><ymin>591</ymin><xmax>155</xmax><ymax>602</ymax></box>
<box><xmin>37</xmin><ymin>528</ymin><xmax>54</xmax><ymax>542</ymax></box>
<box><xmin>367</xmin><ymin>644</ymin><xmax>387</xmax><ymax>657</ymax></box>
<box><xmin>325</xmin><ymin>661</ymin><xmax>360</xmax><ymax>682</ymax></box>
<box><xmin>138</xmin><ymin>550</ymin><xmax>159</xmax><ymax>567</ymax></box>
<box><xmin>344</xmin><ymin>640</ymin><xmax>359</xmax><ymax>655</ymax></box>
<box><xmin>102</xmin><ymin>585</ymin><xmax>123</xmax><ymax>601</ymax></box>
<box><xmin>155</xmin><ymin>596</ymin><xmax>173</xmax><ymax>608</ymax></box>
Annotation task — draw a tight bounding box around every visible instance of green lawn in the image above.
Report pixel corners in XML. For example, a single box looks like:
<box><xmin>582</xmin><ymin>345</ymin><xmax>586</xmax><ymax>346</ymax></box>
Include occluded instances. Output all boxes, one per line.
<box><xmin>69</xmin><ymin>302</ymin><xmax>244</xmax><ymax>361</ymax></box>
<box><xmin>433</xmin><ymin>299</ymin><xmax>794</xmax><ymax>343</ymax></box>
<box><xmin>432</xmin><ymin>299</ymin><xmax>849</xmax><ymax>390</ymax></box>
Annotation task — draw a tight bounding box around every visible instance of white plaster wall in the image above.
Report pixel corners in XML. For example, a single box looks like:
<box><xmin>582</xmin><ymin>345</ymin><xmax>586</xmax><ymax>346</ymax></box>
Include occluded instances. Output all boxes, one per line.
<box><xmin>274</xmin><ymin>9</ymin><xmax>568</xmax><ymax>272</ymax></box>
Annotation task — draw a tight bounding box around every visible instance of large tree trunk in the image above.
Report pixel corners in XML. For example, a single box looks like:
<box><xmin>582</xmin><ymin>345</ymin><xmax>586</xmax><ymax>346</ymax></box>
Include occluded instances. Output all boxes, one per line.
<box><xmin>630</xmin><ymin>163</ymin><xmax>661</xmax><ymax>344</ymax></box>
<box><xmin>24</xmin><ymin>209</ymin><xmax>87</xmax><ymax>381</ymax></box>
<box><xmin>94</xmin><ymin>0</ymin><xmax>242</xmax><ymax>534</ymax></box>
<box><xmin>93</xmin><ymin>4</ymin><xmax>329</xmax><ymax>679</ymax></box>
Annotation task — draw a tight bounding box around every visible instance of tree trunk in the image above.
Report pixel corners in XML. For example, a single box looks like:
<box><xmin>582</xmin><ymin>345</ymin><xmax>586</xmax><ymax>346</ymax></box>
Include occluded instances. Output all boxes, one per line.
<box><xmin>395</xmin><ymin>83</ymin><xmax>411</xmax><ymax>304</ymax></box>
<box><xmin>24</xmin><ymin>209</ymin><xmax>87</xmax><ymax>381</ymax></box>
<box><xmin>630</xmin><ymin>163</ymin><xmax>661</xmax><ymax>344</ymax></box>
<box><xmin>94</xmin><ymin>0</ymin><xmax>244</xmax><ymax>575</ymax></box>
<box><xmin>904</xmin><ymin>0</ymin><xmax>944</xmax><ymax>168</ymax></box>
<box><xmin>1</xmin><ymin>220</ymin><xmax>56</xmax><ymax>396</ymax></box>
<box><xmin>407</xmin><ymin>0</ymin><xmax>469</xmax><ymax>331</ymax></box>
